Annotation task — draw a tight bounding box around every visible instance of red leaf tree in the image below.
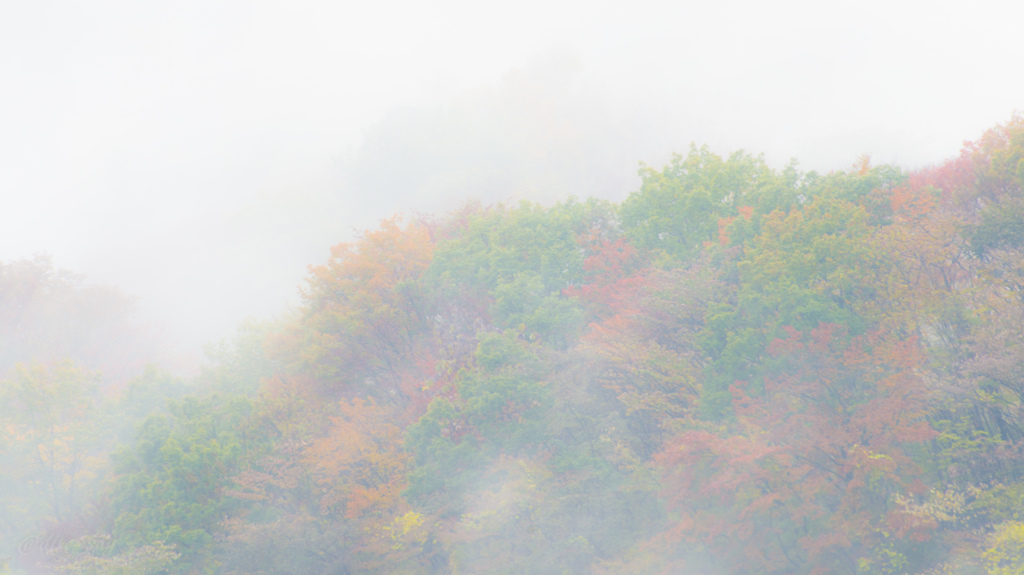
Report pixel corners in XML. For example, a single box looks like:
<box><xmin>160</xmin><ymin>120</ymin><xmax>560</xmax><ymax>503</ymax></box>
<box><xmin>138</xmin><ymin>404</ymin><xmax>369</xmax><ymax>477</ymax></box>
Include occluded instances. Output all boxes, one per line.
<box><xmin>656</xmin><ymin>324</ymin><xmax>936</xmax><ymax>573</ymax></box>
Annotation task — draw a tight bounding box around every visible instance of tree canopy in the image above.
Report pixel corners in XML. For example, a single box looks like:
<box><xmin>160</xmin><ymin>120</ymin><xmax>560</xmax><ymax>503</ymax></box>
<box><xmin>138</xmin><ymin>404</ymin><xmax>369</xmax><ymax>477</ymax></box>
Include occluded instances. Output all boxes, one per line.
<box><xmin>6</xmin><ymin>115</ymin><xmax>1024</xmax><ymax>575</ymax></box>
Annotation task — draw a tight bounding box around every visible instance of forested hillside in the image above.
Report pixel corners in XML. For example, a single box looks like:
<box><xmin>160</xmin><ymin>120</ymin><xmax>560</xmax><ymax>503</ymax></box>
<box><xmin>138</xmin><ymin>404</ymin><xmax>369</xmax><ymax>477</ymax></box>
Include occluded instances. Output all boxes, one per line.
<box><xmin>3</xmin><ymin>115</ymin><xmax>1024</xmax><ymax>574</ymax></box>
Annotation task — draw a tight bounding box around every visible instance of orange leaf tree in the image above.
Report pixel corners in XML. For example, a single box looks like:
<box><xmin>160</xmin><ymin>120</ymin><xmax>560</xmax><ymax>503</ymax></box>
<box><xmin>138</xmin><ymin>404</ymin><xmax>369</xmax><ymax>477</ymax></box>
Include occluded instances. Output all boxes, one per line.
<box><xmin>296</xmin><ymin>216</ymin><xmax>435</xmax><ymax>400</ymax></box>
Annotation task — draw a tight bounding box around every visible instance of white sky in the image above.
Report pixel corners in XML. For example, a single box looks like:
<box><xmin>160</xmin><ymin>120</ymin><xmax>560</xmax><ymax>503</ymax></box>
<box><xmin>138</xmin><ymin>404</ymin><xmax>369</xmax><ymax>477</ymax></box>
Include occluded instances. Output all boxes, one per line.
<box><xmin>2</xmin><ymin>0</ymin><xmax>1022</xmax><ymax>368</ymax></box>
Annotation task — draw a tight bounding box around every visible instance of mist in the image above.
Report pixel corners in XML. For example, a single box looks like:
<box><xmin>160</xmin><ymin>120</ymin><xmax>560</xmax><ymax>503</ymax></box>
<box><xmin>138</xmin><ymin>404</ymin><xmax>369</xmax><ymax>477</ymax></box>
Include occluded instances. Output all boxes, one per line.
<box><xmin>2</xmin><ymin>0</ymin><xmax>1022</xmax><ymax>361</ymax></box>
<box><xmin>5</xmin><ymin>2</ymin><xmax>1024</xmax><ymax>572</ymax></box>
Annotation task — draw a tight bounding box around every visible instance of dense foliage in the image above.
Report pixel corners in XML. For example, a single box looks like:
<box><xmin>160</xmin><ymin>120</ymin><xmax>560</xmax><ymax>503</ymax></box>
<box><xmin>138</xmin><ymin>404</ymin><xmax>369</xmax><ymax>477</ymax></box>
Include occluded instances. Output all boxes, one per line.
<box><xmin>3</xmin><ymin>115</ymin><xmax>1024</xmax><ymax>574</ymax></box>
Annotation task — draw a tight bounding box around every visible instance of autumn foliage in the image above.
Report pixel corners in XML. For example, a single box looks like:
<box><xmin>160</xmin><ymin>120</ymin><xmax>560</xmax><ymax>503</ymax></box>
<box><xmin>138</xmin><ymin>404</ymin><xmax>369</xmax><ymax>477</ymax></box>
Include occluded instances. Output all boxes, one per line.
<box><xmin>8</xmin><ymin>115</ymin><xmax>1024</xmax><ymax>574</ymax></box>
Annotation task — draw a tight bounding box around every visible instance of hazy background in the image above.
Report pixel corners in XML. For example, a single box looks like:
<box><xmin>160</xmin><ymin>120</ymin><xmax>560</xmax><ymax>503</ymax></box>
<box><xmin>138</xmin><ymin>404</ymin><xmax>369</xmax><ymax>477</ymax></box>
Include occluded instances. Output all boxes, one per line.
<box><xmin>2</xmin><ymin>0</ymin><xmax>1022</xmax><ymax>370</ymax></box>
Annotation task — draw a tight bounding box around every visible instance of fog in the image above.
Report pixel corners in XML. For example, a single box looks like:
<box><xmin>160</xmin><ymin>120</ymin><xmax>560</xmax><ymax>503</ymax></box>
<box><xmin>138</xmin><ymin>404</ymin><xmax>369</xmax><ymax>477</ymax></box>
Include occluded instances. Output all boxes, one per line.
<box><xmin>2</xmin><ymin>0</ymin><xmax>1022</xmax><ymax>366</ymax></box>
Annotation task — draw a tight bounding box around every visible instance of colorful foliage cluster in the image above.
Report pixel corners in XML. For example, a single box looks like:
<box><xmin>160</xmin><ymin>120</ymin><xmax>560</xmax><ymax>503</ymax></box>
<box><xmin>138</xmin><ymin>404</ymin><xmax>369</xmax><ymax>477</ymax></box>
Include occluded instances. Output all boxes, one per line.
<box><xmin>4</xmin><ymin>115</ymin><xmax>1024</xmax><ymax>574</ymax></box>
